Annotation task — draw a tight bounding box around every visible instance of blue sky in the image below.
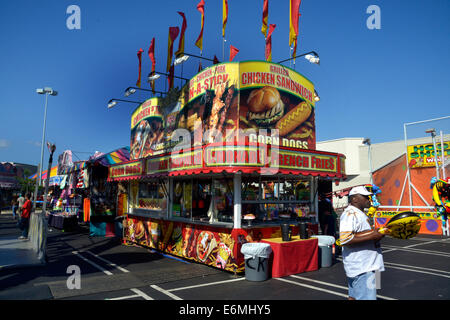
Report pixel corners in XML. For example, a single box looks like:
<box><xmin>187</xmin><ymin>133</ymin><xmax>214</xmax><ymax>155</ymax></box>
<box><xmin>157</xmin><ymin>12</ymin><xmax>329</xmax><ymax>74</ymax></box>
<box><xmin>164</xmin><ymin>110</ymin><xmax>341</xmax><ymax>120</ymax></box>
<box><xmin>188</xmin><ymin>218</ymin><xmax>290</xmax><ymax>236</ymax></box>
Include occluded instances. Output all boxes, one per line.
<box><xmin>0</xmin><ymin>0</ymin><xmax>449</xmax><ymax>167</ymax></box>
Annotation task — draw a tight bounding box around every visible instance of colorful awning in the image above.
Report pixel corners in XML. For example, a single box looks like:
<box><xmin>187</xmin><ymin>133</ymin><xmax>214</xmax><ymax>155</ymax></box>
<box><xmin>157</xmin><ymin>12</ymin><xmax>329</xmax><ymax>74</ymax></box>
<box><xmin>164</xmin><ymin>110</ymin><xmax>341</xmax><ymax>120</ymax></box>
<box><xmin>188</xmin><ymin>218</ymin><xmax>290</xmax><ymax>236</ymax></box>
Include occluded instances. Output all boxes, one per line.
<box><xmin>29</xmin><ymin>165</ymin><xmax>58</xmax><ymax>180</ymax></box>
<box><xmin>88</xmin><ymin>146</ymin><xmax>130</xmax><ymax>167</ymax></box>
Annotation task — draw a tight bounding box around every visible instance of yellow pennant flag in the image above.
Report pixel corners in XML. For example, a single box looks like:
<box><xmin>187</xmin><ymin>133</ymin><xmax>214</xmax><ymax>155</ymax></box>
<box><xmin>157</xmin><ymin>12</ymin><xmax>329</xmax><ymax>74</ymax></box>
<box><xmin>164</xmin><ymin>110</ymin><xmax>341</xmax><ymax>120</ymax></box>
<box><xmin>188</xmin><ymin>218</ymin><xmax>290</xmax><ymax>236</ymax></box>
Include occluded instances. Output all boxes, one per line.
<box><xmin>222</xmin><ymin>0</ymin><xmax>228</xmax><ymax>38</ymax></box>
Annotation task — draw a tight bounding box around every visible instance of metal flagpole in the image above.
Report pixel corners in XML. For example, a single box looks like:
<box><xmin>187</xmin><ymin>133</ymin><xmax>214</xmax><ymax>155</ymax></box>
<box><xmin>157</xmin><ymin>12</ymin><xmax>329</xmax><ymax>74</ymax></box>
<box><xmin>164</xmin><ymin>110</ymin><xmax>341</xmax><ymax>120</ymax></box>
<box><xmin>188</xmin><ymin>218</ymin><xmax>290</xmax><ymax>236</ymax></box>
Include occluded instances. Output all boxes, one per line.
<box><xmin>440</xmin><ymin>130</ymin><xmax>446</xmax><ymax>180</ymax></box>
<box><xmin>403</xmin><ymin>123</ymin><xmax>413</xmax><ymax>211</ymax></box>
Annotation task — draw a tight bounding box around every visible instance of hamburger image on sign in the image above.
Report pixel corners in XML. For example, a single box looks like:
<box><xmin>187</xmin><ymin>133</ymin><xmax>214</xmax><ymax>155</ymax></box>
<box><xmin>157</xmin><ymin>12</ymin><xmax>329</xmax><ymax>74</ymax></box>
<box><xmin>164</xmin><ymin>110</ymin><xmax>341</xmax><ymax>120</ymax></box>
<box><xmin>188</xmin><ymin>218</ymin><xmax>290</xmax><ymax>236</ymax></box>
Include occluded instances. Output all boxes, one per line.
<box><xmin>246</xmin><ymin>86</ymin><xmax>284</xmax><ymax>126</ymax></box>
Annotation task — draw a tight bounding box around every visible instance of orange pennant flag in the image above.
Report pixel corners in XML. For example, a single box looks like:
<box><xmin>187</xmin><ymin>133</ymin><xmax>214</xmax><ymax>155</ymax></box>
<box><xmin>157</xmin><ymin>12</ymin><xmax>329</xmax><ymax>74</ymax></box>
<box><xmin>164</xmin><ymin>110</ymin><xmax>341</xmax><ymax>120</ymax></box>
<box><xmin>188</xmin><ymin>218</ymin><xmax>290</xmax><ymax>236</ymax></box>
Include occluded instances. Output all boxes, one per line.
<box><xmin>265</xmin><ymin>24</ymin><xmax>276</xmax><ymax>62</ymax></box>
<box><xmin>261</xmin><ymin>0</ymin><xmax>268</xmax><ymax>37</ymax></box>
<box><xmin>195</xmin><ymin>0</ymin><xmax>205</xmax><ymax>51</ymax></box>
<box><xmin>229</xmin><ymin>45</ymin><xmax>239</xmax><ymax>61</ymax></box>
<box><xmin>167</xmin><ymin>26</ymin><xmax>180</xmax><ymax>72</ymax></box>
<box><xmin>222</xmin><ymin>0</ymin><xmax>228</xmax><ymax>38</ymax></box>
<box><xmin>136</xmin><ymin>48</ymin><xmax>144</xmax><ymax>88</ymax></box>
<box><xmin>175</xmin><ymin>12</ymin><xmax>187</xmax><ymax>57</ymax></box>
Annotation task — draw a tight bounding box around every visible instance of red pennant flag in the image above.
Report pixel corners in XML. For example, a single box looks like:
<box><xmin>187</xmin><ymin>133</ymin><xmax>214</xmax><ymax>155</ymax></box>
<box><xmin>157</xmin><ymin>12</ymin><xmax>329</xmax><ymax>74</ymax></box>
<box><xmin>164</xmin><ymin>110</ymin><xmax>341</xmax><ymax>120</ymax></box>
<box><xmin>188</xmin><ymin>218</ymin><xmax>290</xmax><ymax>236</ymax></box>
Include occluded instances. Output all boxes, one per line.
<box><xmin>168</xmin><ymin>64</ymin><xmax>175</xmax><ymax>90</ymax></box>
<box><xmin>229</xmin><ymin>45</ymin><xmax>239</xmax><ymax>61</ymax></box>
<box><xmin>213</xmin><ymin>55</ymin><xmax>219</xmax><ymax>65</ymax></box>
<box><xmin>261</xmin><ymin>0</ymin><xmax>268</xmax><ymax>37</ymax></box>
<box><xmin>175</xmin><ymin>12</ymin><xmax>187</xmax><ymax>57</ymax></box>
<box><xmin>289</xmin><ymin>0</ymin><xmax>301</xmax><ymax>59</ymax></box>
<box><xmin>195</xmin><ymin>0</ymin><xmax>205</xmax><ymax>51</ymax></box>
<box><xmin>136</xmin><ymin>48</ymin><xmax>144</xmax><ymax>87</ymax></box>
<box><xmin>167</xmin><ymin>26</ymin><xmax>180</xmax><ymax>72</ymax></box>
<box><xmin>265</xmin><ymin>24</ymin><xmax>276</xmax><ymax>62</ymax></box>
<box><xmin>148</xmin><ymin>38</ymin><xmax>156</xmax><ymax>93</ymax></box>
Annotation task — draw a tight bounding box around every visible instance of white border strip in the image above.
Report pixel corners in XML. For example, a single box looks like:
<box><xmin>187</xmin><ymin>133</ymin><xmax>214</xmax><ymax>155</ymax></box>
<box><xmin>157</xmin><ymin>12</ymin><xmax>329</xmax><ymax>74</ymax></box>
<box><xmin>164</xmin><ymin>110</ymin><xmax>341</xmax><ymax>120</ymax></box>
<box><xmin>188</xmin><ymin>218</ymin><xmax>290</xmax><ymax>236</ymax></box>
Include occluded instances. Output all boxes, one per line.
<box><xmin>72</xmin><ymin>251</ymin><xmax>113</xmax><ymax>276</ymax></box>
<box><xmin>150</xmin><ymin>284</ymin><xmax>183</xmax><ymax>300</ymax></box>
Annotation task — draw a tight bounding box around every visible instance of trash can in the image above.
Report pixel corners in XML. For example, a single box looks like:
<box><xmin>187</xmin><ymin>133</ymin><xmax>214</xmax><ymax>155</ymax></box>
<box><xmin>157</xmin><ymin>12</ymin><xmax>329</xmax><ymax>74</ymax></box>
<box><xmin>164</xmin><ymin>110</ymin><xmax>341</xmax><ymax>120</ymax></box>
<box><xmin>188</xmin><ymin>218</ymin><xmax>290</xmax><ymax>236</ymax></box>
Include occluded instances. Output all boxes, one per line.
<box><xmin>241</xmin><ymin>242</ymin><xmax>273</xmax><ymax>281</ymax></box>
<box><xmin>311</xmin><ymin>235</ymin><xmax>335</xmax><ymax>268</ymax></box>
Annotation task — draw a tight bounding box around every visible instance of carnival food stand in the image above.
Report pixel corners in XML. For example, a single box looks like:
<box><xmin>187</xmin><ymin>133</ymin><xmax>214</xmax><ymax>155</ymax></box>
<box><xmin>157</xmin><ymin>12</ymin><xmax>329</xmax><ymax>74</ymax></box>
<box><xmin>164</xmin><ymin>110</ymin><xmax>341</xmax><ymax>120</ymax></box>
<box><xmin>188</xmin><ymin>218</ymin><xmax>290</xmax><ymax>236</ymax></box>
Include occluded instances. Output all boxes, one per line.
<box><xmin>108</xmin><ymin>61</ymin><xmax>346</xmax><ymax>275</ymax></box>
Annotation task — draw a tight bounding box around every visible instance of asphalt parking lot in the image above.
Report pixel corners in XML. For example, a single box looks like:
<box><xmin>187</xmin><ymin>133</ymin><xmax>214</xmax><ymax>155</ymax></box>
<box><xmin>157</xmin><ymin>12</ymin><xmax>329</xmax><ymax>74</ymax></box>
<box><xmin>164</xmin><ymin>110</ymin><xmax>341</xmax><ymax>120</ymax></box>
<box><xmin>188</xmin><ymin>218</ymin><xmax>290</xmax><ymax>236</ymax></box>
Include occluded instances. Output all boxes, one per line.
<box><xmin>1</xmin><ymin>211</ymin><xmax>449</xmax><ymax>305</ymax></box>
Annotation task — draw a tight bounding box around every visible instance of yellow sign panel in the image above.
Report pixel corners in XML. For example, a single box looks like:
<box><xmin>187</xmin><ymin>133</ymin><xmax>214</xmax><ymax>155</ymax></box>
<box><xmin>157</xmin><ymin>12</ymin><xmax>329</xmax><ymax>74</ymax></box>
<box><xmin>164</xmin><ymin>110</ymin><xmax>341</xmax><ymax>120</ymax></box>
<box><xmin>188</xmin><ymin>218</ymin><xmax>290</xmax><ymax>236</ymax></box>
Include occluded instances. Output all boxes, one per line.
<box><xmin>407</xmin><ymin>141</ymin><xmax>449</xmax><ymax>168</ymax></box>
<box><xmin>239</xmin><ymin>61</ymin><xmax>315</xmax><ymax>107</ymax></box>
<box><xmin>131</xmin><ymin>98</ymin><xmax>163</xmax><ymax>129</ymax></box>
<box><xmin>187</xmin><ymin>63</ymin><xmax>239</xmax><ymax>103</ymax></box>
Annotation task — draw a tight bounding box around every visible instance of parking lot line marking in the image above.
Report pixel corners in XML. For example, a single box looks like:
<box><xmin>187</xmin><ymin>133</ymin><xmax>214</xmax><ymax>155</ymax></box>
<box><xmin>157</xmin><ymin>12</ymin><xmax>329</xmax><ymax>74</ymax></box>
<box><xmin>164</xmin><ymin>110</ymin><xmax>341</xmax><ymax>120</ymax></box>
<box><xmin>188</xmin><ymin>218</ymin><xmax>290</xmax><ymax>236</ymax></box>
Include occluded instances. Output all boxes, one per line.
<box><xmin>107</xmin><ymin>294</ymin><xmax>140</xmax><ymax>300</ymax></box>
<box><xmin>383</xmin><ymin>264</ymin><xmax>450</xmax><ymax>279</ymax></box>
<box><xmin>404</xmin><ymin>240</ymin><xmax>440</xmax><ymax>248</ymax></box>
<box><xmin>150</xmin><ymin>284</ymin><xmax>183</xmax><ymax>300</ymax></box>
<box><xmin>130</xmin><ymin>288</ymin><xmax>154</xmax><ymax>300</ymax></box>
<box><xmin>85</xmin><ymin>250</ymin><xmax>130</xmax><ymax>273</ymax></box>
<box><xmin>168</xmin><ymin>277</ymin><xmax>245</xmax><ymax>292</ymax></box>
<box><xmin>290</xmin><ymin>275</ymin><xmax>348</xmax><ymax>290</ymax></box>
<box><xmin>383</xmin><ymin>261</ymin><xmax>450</xmax><ymax>275</ymax></box>
<box><xmin>289</xmin><ymin>275</ymin><xmax>397</xmax><ymax>300</ymax></box>
<box><xmin>382</xmin><ymin>245</ymin><xmax>450</xmax><ymax>258</ymax></box>
<box><xmin>72</xmin><ymin>251</ymin><xmax>113</xmax><ymax>276</ymax></box>
<box><xmin>275</xmin><ymin>277</ymin><xmax>349</xmax><ymax>298</ymax></box>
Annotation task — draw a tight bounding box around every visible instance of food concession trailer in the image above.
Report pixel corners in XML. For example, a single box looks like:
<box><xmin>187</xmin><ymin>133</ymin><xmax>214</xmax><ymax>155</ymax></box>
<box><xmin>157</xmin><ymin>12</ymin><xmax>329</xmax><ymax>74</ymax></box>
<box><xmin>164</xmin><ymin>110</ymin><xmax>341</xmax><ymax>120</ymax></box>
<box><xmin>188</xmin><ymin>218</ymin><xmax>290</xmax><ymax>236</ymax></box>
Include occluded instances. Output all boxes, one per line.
<box><xmin>108</xmin><ymin>61</ymin><xmax>346</xmax><ymax>273</ymax></box>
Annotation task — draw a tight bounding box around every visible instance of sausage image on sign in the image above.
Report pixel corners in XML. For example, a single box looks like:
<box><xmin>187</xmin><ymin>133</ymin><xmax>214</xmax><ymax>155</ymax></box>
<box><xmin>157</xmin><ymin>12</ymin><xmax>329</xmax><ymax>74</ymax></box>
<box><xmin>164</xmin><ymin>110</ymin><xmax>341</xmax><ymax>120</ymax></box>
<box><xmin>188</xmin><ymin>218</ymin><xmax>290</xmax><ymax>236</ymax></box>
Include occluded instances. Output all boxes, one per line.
<box><xmin>275</xmin><ymin>101</ymin><xmax>312</xmax><ymax>136</ymax></box>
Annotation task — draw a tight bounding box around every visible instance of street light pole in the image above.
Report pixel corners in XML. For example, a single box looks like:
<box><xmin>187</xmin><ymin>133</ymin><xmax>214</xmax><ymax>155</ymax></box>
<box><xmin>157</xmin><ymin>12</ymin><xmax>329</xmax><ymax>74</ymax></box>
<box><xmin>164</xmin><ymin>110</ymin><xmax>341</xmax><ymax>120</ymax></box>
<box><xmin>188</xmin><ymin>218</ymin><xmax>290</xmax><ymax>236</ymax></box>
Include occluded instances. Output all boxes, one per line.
<box><xmin>38</xmin><ymin>92</ymin><xmax>49</xmax><ymax>187</ymax></box>
<box><xmin>363</xmin><ymin>138</ymin><xmax>373</xmax><ymax>184</ymax></box>
<box><xmin>34</xmin><ymin>87</ymin><xmax>57</xmax><ymax>210</ymax></box>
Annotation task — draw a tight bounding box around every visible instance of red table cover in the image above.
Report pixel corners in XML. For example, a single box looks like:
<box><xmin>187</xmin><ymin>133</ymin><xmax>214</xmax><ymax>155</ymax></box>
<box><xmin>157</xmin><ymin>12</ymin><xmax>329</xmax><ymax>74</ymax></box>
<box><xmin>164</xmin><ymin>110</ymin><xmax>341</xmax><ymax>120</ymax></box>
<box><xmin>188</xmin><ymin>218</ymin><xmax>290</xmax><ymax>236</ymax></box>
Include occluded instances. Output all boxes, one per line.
<box><xmin>261</xmin><ymin>236</ymin><xmax>318</xmax><ymax>278</ymax></box>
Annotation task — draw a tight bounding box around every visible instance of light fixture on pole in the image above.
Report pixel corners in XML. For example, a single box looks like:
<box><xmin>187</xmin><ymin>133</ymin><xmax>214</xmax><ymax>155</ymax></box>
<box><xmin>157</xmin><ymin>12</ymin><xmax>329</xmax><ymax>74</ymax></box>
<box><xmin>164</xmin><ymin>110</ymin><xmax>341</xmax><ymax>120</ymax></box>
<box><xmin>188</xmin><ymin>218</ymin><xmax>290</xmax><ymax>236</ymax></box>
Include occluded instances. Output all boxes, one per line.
<box><xmin>314</xmin><ymin>89</ymin><xmax>320</xmax><ymax>102</ymax></box>
<box><xmin>425</xmin><ymin>128</ymin><xmax>440</xmax><ymax>179</ymax></box>
<box><xmin>107</xmin><ymin>98</ymin><xmax>143</xmax><ymax>109</ymax></box>
<box><xmin>147</xmin><ymin>71</ymin><xmax>189</xmax><ymax>83</ymax></box>
<box><xmin>34</xmin><ymin>87</ymin><xmax>57</xmax><ymax>210</ymax></box>
<box><xmin>124</xmin><ymin>86</ymin><xmax>167</xmax><ymax>97</ymax></box>
<box><xmin>363</xmin><ymin>138</ymin><xmax>373</xmax><ymax>184</ymax></box>
<box><xmin>174</xmin><ymin>52</ymin><xmax>215</xmax><ymax>66</ymax></box>
<box><xmin>277</xmin><ymin>51</ymin><xmax>320</xmax><ymax>65</ymax></box>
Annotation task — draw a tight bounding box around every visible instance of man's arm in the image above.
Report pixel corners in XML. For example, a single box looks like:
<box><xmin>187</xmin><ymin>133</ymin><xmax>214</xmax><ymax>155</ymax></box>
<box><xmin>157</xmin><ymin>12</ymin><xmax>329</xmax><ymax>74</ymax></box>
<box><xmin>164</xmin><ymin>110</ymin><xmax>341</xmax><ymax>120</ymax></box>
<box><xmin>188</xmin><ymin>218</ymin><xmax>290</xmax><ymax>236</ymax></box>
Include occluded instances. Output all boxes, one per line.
<box><xmin>344</xmin><ymin>228</ymin><xmax>385</xmax><ymax>245</ymax></box>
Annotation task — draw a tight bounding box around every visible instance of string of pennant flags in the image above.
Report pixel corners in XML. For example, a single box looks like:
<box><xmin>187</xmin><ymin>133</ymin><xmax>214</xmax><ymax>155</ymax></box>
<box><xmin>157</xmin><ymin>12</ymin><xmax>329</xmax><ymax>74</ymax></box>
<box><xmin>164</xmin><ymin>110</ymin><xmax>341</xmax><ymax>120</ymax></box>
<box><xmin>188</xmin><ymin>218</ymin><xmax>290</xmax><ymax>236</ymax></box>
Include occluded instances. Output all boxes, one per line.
<box><xmin>134</xmin><ymin>0</ymin><xmax>303</xmax><ymax>91</ymax></box>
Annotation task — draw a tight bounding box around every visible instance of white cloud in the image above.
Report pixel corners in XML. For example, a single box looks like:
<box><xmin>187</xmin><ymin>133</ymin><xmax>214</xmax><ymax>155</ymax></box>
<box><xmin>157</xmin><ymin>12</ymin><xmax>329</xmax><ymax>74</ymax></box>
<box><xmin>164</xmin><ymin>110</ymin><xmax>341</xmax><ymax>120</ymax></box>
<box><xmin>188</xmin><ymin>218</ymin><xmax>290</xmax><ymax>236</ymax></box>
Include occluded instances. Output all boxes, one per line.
<box><xmin>0</xmin><ymin>139</ymin><xmax>10</xmax><ymax>148</ymax></box>
<box><xmin>27</xmin><ymin>140</ymin><xmax>41</xmax><ymax>147</ymax></box>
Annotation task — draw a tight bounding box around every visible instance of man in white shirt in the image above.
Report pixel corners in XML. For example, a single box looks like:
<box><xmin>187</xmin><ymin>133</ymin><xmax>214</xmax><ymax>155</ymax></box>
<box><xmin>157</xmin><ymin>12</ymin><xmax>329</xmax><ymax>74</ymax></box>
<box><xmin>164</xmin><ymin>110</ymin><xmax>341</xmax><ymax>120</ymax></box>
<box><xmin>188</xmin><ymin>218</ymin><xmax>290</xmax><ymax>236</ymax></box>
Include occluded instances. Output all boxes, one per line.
<box><xmin>339</xmin><ymin>186</ymin><xmax>387</xmax><ymax>300</ymax></box>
